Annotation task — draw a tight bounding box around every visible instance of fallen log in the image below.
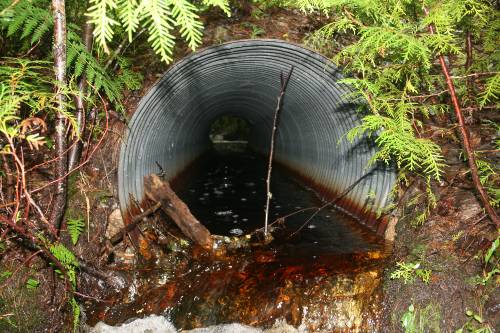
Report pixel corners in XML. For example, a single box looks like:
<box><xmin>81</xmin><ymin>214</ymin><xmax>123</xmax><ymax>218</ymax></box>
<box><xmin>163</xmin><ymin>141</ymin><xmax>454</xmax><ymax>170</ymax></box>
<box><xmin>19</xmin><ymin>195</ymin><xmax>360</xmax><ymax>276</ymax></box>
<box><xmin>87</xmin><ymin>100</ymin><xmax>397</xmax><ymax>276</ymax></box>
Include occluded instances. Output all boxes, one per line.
<box><xmin>144</xmin><ymin>174</ymin><xmax>213</xmax><ymax>250</ymax></box>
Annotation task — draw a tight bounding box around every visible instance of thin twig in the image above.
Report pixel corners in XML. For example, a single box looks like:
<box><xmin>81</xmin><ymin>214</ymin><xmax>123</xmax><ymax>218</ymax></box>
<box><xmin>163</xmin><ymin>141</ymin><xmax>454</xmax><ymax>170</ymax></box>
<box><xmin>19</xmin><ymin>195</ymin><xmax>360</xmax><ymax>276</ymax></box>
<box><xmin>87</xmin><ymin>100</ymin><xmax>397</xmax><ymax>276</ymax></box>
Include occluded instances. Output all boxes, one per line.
<box><xmin>264</xmin><ymin>66</ymin><xmax>294</xmax><ymax>236</ymax></box>
<box><xmin>450</xmin><ymin>71</ymin><xmax>499</xmax><ymax>79</ymax></box>
<box><xmin>110</xmin><ymin>202</ymin><xmax>162</xmax><ymax>244</ymax></box>
<box><xmin>288</xmin><ymin>171</ymin><xmax>374</xmax><ymax>238</ymax></box>
<box><xmin>73</xmin><ymin>291</ymin><xmax>113</xmax><ymax>303</ymax></box>
<box><xmin>424</xmin><ymin>7</ymin><xmax>499</xmax><ymax>227</ymax></box>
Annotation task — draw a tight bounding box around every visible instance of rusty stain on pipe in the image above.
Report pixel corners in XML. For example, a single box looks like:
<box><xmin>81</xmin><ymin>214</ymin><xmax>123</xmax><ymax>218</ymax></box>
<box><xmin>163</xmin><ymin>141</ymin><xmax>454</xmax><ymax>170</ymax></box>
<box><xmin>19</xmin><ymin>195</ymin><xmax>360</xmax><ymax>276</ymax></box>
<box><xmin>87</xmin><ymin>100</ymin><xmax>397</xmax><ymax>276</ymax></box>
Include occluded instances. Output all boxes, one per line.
<box><xmin>118</xmin><ymin>39</ymin><xmax>395</xmax><ymax>234</ymax></box>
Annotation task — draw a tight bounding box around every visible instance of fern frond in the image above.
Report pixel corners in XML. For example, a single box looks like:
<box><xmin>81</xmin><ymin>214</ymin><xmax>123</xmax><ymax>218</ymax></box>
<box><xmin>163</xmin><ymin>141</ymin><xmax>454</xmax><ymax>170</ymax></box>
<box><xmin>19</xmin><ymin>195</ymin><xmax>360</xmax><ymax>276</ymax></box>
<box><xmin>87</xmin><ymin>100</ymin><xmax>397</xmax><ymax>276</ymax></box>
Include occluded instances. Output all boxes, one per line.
<box><xmin>86</xmin><ymin>0</ymin><xmax>119</xmax><ymax>53</ymax></box>
<box><xmin>67</xmin><ymin>218</ymin><xmax>85</xmax><ymax>245</ymax></box>
<box><xmin>168</xmin><ymin>0</ymin><xmax>203</xmax><ymax>50</ymax></box>
<box><xmin>142</xmin><ymin>0</ymin><xmax>176</xmax><ymax>63</ymax></box>
<box><xmin>49</xmin><ymin>243</ymin><xmax>79</xmax><ymax>268</ymax></box>
<box><xmin>116</xmin><ymin>57</ymin><xmax>143</xmax><ymax>90</ymax></box>
<box><xmin>118</xmin><ymin>0</ymin><xmax>140</xmax><ymax>42</ymax></box>
<box><xmin>70</xmin><ymin>297</ymin><xmax>80</xmax><ymax>333</ymax></box>
<box><xmin>202</xmin><ymin>0</ymin><xmax>231</xmax><ymax>16</ymax></box>
<box><xmin>6</xmin><ymin>5</ymin><xmax>30</xmax><ymax>36</ymax></box>
<box><xmin>2</xmin><ymin>0</ymin><xmax>53</xmax><ymax>43</ymax></box>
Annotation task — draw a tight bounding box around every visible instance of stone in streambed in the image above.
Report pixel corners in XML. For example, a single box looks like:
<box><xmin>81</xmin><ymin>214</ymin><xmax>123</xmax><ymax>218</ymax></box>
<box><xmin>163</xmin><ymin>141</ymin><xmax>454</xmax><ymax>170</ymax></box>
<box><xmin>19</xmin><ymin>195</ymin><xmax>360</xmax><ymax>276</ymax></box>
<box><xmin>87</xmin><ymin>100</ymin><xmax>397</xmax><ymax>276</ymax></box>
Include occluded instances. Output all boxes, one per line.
<box><xmin>106</xmin><ymin>208</ymin><xmax>124</xmax><ymax>240</ymax></box>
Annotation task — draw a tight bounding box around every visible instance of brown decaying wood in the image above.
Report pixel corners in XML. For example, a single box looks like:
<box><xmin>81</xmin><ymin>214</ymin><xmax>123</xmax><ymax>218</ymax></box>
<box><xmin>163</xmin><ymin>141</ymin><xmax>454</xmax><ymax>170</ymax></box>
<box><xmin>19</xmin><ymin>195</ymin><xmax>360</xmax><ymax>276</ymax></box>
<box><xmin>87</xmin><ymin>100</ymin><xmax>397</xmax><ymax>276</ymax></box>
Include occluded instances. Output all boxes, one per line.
<box><xmin>424</xmin><ymin>8</ymin><xmax>499</xmax><ymax>227</ymax></box>
<box><xmin>110</xmin><ymin>202</ymin><xmax>162</xmax><ymax>244</ymax></box>
<box><xmin>144</xmin><ymin>174</ymin><xmax>213</xmax><ymax>250</ymax></box>
<box><xmin>68</xmin><ymin>21</ymin><xmax>94</xmax><ymax>171</ymax></box>
<box><xmin>49</xmin><ymin>0</ymin><xmax>68</xmax><ymax>231</ymax></box>
<box><xmin>264</xmin><ymin>66</ymin><xmax>294</xmax><ymax>236</ymax></box>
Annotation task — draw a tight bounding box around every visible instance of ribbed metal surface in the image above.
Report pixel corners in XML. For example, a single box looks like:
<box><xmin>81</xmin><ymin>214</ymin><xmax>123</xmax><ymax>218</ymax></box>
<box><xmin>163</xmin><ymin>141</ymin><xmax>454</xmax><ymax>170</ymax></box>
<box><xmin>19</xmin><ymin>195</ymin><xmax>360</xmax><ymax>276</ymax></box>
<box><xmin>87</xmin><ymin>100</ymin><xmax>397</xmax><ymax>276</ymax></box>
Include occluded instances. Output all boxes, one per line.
<box><xmin>118</xmin><ymin>39</ymin><xmax>395</xmax><ymax>232</ymax></box>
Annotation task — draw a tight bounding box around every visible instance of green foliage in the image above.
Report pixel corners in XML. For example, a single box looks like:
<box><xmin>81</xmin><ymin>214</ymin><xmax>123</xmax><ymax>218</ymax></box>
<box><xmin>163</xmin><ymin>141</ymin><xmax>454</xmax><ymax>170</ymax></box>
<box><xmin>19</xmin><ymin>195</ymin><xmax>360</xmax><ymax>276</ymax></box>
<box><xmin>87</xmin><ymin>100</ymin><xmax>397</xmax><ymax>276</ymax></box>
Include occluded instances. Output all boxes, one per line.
<box><xmin>0</xmin><ymin>270</ymin><xmax>12</xmax><ymax>280</ymax></box>
<box><xmin>86</xmin><ymin>0</ymin><xmax>119</xmax><ymax>54</ymax></box>
<box><xmin>67</xmin><ymin>27</ymin><xmax>142</xmax><ymax>108</ymax></box>
<box><xmin>242</xmin><ymin>22</ymin><xmax>265</xmax><ymax>38</ymax></box>
<box><xmin>49</xmin><ymin>242</ymin><xmax>79</xmax><ymax>288</ymax></box>
<box><xmin>1</xmin><ymin>0</ymin><xmax>52</xmax><ymax>44</ymax></box>
<box><xmin>391</xmin><ymin>261</ymin><xmax>432</xmax><ymax>284</ymax></box>
<box><xmin>0</xmin><ymin>59</ymin><xmax>76</xmax><ymax>149</ymax></box>
<box><xmin>48</xmin><ymin>242</ymin><xmax>80</xmax><ymax>330</ymax></box>
<box><xmin>67</xmin><ymin>218</ymin><xmax>85</xmax><ymax>245</ymax></box>
<box><xmin>292</xmin><ymin>0</ymin><xmax>499</xmax><ymax>187</ymax></box>
<box><xmin>401</xmin><ymin>304</ymin><xmax>441</xmax><ymax>333</ymax></box>
<box><xmin>1</xmin><ymin>2</ymin><xmax>142</xmax><ymax>111</ymax></box>
<box><xmin>471</xmin><ymin>236</ymin><xmax>499</xmax><ymax>286</ymax></box>
<box><xmin>455</xmin><ymin>310</ymin><xmax>493</xmax><ymax>333</ymax></box>
<box><xmin>25</xmin><ymin>278</ymin><xmax>40</xmax><ymax>289</ymax></box>
<box><xmin>70</xmin><ymin>297</ymin><xmax>80</xmax><ymax>332</ymax></box>
<box><xmin>86</xmin><ymin>0</ymin><xmax>231</xmax><ymax>63</ymax></box>
<box><xmin>475</xmin><ymin>158</ymin><xmax>499</xmax><ymax>208</ymax></box>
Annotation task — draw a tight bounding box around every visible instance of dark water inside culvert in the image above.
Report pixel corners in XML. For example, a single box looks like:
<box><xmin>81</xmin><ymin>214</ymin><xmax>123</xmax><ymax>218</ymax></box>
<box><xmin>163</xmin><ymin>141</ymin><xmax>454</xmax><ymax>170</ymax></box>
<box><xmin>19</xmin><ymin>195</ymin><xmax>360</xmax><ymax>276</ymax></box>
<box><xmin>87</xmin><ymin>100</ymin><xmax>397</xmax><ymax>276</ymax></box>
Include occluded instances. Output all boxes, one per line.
<box><xmin>88</xmin><ymin>145</ymin><xmax>390</xmax><ymax>332</ymax></box>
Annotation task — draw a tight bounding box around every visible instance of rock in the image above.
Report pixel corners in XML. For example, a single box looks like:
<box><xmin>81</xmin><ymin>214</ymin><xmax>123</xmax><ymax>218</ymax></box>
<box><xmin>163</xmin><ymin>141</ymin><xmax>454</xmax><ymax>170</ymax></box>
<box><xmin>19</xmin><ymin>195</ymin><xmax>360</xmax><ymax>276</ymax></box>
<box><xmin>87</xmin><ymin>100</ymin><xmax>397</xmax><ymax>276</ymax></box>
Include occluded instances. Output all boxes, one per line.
<box><xmin>384</xmin><ymin>216</ymin><xmax>398</xmax><ymax>242</ymax></box>
<box><xmin>213</xmin><ymin>26</ymin><xmax>231</xmax><ymax>43</ymax></box>
<box><xmin>187</xmin><ymin>323</ymin><xmax>261</xmax><ymax>333</ymax></box>
<box><xmin>89</xmin><ymin>316</ymin><xmax>306</xmax><ymax>333</ymax></box>
<box><xmin>91</xmin><ymin>315</ymin><xmax>176</xmax><ymax>333</ymax></box>
<box><xmin>106</xmin><ymin>208</ymin><xmax>124</xmax><ymax>239</ymax></box>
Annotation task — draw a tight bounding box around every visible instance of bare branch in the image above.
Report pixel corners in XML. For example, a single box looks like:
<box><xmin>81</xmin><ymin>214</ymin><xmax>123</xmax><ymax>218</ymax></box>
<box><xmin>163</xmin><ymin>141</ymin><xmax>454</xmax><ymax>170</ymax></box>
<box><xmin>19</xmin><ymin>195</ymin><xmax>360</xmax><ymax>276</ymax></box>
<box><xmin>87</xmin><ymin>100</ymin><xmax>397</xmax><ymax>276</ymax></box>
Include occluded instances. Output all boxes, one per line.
<box><xmin>264</xmin><ymin>66</ymin><xmax>294</xmax><ymax>237</ymax></box>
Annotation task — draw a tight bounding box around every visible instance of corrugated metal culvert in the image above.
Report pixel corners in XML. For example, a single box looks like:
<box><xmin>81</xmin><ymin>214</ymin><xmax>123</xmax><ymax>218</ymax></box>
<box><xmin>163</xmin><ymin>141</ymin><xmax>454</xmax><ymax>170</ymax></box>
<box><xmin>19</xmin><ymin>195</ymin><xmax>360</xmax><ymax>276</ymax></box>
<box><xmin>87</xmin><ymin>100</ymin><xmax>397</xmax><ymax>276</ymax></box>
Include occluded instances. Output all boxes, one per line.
<box><xmin>118</xmin><ymin>39</ymin><xmax>395</xmax><ymax>234</ymax></box>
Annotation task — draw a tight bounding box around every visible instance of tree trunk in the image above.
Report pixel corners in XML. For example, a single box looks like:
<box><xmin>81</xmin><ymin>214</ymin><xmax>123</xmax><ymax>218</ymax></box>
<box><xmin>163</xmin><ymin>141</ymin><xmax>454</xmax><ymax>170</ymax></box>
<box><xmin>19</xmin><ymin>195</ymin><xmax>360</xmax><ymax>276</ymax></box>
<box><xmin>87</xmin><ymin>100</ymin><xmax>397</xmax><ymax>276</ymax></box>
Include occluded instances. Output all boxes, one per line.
<box><xmin>50</xmin><ymin>0</ymin><xmax>68</xmax><ymax>231</ymax></box>
<box><xmin>68</xmin><ymin>21</ymin><xmax>93</xmax><ymax>171</ymax></box>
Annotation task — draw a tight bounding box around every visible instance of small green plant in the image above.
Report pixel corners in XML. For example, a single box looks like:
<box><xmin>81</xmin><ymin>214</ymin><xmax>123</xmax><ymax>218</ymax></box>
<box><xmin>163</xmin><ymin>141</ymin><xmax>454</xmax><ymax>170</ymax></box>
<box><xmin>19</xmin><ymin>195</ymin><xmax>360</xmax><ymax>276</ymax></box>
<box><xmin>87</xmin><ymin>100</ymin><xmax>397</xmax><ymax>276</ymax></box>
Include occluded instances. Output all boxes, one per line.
<box><xmin>25</xmin><ymin>278</ymin><xmax>40</xmax><ymax>289</ymax></box>
<box><xmin>391</xmin><ymin>261</ymin><xmax>432</xmax><ymax>284</ymax></box>
<box><xmin>0</xmin><ymin>271</ymin><xmax>12</xmax><ymax>281</ymax></box>
<box><xmin>472</xmin><ymin>236</ymin><xmax>499</xmax><ymax>286</ymax></box>
<box><xmin>48</xmin><ymin>242</ymin><xmax>80</xmax><ymax>331</ymax></box>
<box><xmin>242</xmin><ymin>22</ymin><xmax>265</xmax><ymax>38</ymax></box>
<box><xmin>455</xmin><ymin>310</ymin><xmax>493</xmax><ymax>333</ymax></box>
<box><xmin>67</xmin><ymin>218</ymin><xmax>85</xmax><ymax>245</ymax></box>
<box><xmin>401</xmin><ymin>304</ymin><xmax>441</xmax><ymax>333</ymax></box>
<box><xmin>475</xmin><ymin>158</ymin><xmax>499</xmax><ymax>208</ymax></box>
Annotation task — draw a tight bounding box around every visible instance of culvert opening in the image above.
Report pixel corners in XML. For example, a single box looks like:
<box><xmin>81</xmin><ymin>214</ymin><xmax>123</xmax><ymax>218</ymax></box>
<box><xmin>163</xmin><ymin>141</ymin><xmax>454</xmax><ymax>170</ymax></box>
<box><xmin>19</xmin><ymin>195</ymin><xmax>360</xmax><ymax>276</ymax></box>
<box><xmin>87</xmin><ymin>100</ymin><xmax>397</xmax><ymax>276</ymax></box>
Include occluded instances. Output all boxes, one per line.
<box><xmin>209</xmin><ymin>114</ymin><xmax>251</xmax><ymax>144</ymax></box>
<box><xmin>105</xmin><ymin>40</ymin><xmax>398</xmax><ymax>331</ymax></box>
<box><xmin>118</xmin><ymin>39</ymin><xmax>396</xmax><ymax>236</ymax></box>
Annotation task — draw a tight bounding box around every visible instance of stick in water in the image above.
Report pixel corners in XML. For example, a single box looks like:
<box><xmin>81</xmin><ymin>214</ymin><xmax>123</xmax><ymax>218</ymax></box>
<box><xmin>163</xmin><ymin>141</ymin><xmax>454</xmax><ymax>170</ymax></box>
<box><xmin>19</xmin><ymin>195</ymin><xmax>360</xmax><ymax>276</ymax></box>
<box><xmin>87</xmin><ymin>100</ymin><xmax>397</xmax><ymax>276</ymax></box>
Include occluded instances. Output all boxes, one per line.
<box><xmin>264</xmin><ymin>66</ymin><xmax>294</xmax><ymax>237</ymax></box>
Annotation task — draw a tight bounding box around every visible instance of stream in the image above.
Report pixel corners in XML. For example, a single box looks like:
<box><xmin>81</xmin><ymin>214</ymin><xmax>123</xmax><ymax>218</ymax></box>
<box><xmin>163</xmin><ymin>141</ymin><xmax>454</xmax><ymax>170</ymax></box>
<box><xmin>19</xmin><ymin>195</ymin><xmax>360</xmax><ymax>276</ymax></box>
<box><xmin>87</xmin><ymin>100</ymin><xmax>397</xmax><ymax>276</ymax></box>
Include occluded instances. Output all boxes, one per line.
<box><xmin>87</xmin><ymin>144</ymin><xmax>391</xmax><ymax>332</ymax></box>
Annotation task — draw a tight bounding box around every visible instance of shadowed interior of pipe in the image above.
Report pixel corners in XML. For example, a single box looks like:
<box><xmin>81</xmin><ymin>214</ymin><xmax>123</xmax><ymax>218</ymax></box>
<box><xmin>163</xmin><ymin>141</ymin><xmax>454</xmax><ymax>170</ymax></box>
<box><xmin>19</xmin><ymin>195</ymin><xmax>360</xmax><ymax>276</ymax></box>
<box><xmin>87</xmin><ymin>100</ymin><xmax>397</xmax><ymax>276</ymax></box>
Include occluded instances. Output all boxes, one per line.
<box><xmin>118</xmin><ymin>39</ymin><xmax>396</xmax><ymax>234</ymax></box>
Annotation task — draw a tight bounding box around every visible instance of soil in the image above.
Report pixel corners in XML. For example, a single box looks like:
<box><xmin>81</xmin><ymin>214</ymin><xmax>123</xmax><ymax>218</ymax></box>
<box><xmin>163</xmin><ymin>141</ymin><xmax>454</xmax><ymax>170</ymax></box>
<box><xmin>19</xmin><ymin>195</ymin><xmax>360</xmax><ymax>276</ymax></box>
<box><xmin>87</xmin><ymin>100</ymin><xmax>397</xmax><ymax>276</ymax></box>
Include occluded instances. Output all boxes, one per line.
<box><xmin>381</xmin><ymin>124</ymin><xmax>499</xmax><ymax>332</ymax></box>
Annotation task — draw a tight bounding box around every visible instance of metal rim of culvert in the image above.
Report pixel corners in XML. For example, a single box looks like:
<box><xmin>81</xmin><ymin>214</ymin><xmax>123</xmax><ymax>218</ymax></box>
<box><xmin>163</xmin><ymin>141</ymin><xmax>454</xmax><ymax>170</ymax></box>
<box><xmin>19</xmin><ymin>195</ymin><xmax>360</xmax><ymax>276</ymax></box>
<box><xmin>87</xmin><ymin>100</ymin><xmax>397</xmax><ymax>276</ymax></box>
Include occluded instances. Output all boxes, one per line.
<box><xmin>118</xmin><ymin>39</ymin><xmax>396</xmax><ymax>235</ymax></box>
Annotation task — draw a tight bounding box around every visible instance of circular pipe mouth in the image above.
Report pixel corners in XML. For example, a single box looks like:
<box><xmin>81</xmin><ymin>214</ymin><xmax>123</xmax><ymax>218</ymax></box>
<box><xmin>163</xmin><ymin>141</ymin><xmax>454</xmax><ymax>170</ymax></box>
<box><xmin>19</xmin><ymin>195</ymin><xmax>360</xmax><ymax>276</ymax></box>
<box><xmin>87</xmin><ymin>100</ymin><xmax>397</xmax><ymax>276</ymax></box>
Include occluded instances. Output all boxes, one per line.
<box><xmin>118</xmin><ymin>39</ymin><xmax>395</xmax><ymax>234</ymax></box>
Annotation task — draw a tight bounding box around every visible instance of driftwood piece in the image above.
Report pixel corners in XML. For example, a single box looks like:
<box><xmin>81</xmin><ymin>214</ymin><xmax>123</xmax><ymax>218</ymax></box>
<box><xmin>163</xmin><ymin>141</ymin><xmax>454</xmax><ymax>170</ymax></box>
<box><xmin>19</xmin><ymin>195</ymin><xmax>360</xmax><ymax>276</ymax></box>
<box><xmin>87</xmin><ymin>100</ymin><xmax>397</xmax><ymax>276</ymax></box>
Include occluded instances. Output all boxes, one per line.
<box><xmin>144</xmin><ymin>174</ymin><xmax>212</xmax><ymax>250</ymax></box>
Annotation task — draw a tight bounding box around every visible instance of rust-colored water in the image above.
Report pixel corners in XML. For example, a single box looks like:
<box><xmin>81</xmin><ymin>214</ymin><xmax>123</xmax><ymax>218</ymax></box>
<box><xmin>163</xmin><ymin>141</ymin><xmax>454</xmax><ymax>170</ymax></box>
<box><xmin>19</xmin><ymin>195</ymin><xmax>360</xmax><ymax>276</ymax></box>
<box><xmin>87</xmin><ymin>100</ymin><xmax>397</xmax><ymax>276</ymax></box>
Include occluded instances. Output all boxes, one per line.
<box><xmin>86</xmin><ymin>147</ymin><xmax>390</xmax><ymax>332</ymax></box>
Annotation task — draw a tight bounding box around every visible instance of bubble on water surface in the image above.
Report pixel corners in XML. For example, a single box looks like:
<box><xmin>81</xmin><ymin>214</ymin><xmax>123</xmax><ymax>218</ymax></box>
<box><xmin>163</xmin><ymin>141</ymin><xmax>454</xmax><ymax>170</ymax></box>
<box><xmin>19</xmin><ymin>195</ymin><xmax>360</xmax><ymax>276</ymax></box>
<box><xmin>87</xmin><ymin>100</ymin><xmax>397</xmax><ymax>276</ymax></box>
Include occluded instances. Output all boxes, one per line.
<box><xmin>229</xmin><ymin>228</ymin><xmax>243</xmax><ymax>236</ymax></box>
